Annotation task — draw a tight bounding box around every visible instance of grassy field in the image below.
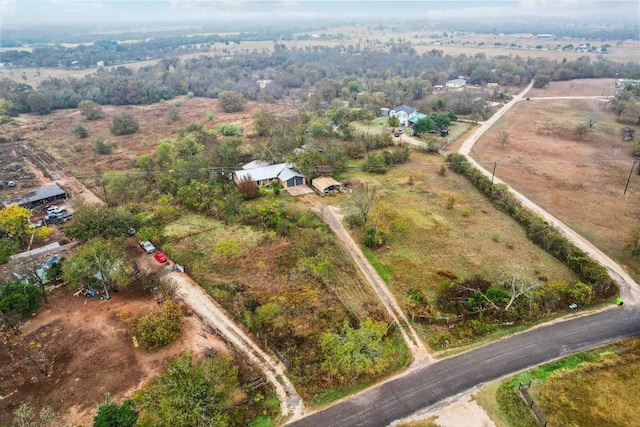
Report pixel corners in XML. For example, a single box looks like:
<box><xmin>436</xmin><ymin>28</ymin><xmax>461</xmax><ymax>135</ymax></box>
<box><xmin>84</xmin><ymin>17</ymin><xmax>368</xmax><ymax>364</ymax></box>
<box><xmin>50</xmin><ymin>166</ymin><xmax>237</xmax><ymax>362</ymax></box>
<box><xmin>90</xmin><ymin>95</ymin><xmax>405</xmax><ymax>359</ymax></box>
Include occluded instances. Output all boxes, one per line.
<box><xmin>471</xmin><ymin>91</ymin><xmax>640</xmax><ymax>282</ymax></box>
<box><xmin>476</xmin><ymin>336</ymin><xmax>640</xmax><ymax>427</ymax></box>
<box><xmin>158</xmin><ymin>198</ymin><xmax>409</xmax><ymax>401</ymax></box>
<box><xmin>331</xmin><ymin>150</ymin><xmax>578</xmax><ymax>347</ymax></box>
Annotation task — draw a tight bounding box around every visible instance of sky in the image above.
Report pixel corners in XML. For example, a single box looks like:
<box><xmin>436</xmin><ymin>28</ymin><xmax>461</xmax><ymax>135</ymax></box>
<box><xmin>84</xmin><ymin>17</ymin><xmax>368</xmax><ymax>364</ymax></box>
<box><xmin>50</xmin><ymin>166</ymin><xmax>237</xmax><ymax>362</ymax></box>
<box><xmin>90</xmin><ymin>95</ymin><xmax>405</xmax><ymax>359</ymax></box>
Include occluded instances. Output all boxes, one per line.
<box><xmin>1</xmin><ymin>0</ymin><xmax>639</xmax><ymax>28</ymax></box>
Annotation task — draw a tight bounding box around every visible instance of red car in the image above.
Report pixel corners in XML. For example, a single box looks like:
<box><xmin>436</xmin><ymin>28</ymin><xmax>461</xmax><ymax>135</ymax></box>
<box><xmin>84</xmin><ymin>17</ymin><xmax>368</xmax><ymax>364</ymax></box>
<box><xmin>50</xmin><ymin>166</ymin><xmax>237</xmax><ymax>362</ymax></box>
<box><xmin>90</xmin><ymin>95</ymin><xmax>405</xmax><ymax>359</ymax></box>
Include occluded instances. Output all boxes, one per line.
<box><xmin>154</xmin><ymin>252</ymin><xmax>168</xmax><ymax>263</ymax></box>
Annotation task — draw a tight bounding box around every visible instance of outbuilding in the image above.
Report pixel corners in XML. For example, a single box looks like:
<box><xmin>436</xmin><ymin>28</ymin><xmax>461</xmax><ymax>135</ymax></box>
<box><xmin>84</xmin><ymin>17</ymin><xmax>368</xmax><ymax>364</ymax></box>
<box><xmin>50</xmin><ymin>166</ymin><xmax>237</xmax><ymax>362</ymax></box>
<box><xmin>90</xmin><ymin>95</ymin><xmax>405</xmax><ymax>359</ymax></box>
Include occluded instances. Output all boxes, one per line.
<box><xmin>2</xmin><ymin>183</ymin><xmax>67</xmax><ymax>209</ymax></box>
<box><xmin>312</xmin><ymin>176</ymin><xmax>342</xmax><ymax>195</ymax></box>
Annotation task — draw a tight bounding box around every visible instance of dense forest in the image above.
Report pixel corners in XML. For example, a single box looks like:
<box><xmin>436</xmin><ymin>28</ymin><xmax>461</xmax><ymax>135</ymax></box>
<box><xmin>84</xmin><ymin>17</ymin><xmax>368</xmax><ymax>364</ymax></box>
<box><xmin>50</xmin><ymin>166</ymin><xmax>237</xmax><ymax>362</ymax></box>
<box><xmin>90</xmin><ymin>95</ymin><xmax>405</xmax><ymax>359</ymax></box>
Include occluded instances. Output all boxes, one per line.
<box><xmin>1</xmin><ymin>43</ymin><xmax>639</xmax><ymax>118</ymax></box>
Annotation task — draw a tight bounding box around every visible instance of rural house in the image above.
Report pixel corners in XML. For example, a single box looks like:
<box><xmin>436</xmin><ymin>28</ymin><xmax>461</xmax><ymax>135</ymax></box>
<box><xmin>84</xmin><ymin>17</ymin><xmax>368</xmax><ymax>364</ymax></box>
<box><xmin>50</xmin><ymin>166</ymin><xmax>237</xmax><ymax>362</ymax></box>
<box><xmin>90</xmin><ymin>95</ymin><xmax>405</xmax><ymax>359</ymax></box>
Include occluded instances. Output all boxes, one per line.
<box><xmin>446</xmin><ymin>78</ymin><xmax>467</xmax><ymax>88</ymax></box>
<box><xmin>233</xmin><ymin>162</ymin><xmax>306</xmax><ymax>188</ymax></box>
<box><xmin>389</xmin><ymin>105</ymin><xmax>418</xmax><ymax>126</ymax></box>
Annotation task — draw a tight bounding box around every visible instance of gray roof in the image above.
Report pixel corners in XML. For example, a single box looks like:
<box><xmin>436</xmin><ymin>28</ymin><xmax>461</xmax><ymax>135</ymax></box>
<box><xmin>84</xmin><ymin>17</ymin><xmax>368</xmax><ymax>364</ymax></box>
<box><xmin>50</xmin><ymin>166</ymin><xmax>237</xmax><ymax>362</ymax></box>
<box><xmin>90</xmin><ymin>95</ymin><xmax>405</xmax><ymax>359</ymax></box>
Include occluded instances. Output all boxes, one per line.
<box><xmin>392</xmin><ymin>105</ymin><xmax>416</xmax><ymax>114</ymax></box>
<box><xmin>242</xmin><ymin>160</ymin><xmax>270</xmax><ymax>170</ymax></box>
<box><xmin>234</xmin><ymin>163</ymin><xmax>305</xmax><ymax>183</ymax></box>
<box><xmin>3</xmin><ymin>183</ymin><xmax>66</xmax><ymax>208</ymax></box>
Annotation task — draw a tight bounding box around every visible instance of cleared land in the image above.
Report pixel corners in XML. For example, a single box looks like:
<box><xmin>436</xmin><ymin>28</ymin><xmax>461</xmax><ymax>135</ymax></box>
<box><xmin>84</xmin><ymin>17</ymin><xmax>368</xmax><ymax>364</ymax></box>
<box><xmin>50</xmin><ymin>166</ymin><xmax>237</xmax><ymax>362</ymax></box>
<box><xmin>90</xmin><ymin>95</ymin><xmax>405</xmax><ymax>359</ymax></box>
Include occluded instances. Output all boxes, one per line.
<box><xmin>471</xmin><ymin>78</ymin><xmax>640</xmax><ymax>282</ymax></box>
<box><xmin>331</xmin><ymin>151</ymin><xmax>578</xmax><ymax>347</ymax></box>
<box><xmin>0</xmin><ymin>276</ymin><xmax>223</xmax><ymax>426</ymax></box>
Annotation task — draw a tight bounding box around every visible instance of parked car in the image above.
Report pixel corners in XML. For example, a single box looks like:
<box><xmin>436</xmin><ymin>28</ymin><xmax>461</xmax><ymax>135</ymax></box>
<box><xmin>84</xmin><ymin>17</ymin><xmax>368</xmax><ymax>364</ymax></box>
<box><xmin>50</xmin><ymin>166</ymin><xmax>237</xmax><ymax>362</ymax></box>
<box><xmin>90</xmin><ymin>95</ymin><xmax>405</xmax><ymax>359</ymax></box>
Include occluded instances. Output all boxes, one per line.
<box><xmin>394</xmin><ymin>131</ymin><xmax>401</xmax><ymax>137</ymax></box>
<box><xmin>7</xmin><ymin>181</ymin><xmax>15</xmax><ymax>187</ymax></box>
<box><xmin>139</xmin><ymin>240</ymin><xmax>156</xmax><ymax>253</ymax></box>
<box><xmin>397</xmin><ymin>129</ymin><xmax>404</xmax><ymax>134</ymax></box>
<box><xmin>154</xmin><ymin>252</ymin><xmax>168</xmax><ymax>263</ymax></box>
<box><xmin>47</xmin><ymin>205</ymin><xmax>66</xmax><ymax>215</ymax></box>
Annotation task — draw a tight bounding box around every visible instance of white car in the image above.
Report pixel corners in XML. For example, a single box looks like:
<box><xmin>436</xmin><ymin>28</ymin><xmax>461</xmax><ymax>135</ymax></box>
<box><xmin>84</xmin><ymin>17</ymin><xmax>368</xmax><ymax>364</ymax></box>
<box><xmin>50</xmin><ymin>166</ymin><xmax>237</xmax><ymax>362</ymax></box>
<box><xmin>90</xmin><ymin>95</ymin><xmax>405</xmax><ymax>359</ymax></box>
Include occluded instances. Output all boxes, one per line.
<box><xmin>47</xmin><ymin>205</ymin><xmax>66</xmax><ymax>215</ymax></box>
<box><xmin>139</xmin><ymin>240</ymin><xmax>156</xmax><ymax>254</ymax></box>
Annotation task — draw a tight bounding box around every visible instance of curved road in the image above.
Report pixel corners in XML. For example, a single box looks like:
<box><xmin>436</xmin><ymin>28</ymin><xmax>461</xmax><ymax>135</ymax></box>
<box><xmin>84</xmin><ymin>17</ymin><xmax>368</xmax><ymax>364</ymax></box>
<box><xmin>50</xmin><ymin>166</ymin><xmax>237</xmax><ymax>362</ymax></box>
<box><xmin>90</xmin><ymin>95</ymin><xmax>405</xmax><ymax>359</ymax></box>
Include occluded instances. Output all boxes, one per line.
<box><xmin>290</xmin><ymin>307</ymin><xmax>640</xmax><ymax>427</ymax></box>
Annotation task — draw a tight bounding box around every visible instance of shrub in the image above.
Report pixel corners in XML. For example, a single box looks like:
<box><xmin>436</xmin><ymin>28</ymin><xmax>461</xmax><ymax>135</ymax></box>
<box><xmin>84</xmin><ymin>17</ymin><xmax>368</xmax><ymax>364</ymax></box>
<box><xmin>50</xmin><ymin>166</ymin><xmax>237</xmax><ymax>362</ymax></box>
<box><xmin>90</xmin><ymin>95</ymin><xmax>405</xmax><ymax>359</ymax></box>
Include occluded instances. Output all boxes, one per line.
<box><xmin>93</xmin><ymin>399</ymin><xmax>137</xmax><ymax>427</ymax></box>
<box><xmin>236</xmin><ymin>176</ymin><xmax>260</xmax><ymax>200</ymax></box>
<box><xmin>0</xmin><ymin>281</ymin><xmax>41</xmax><ymax>326</ymax></box>
<box><xmin>206</xmin><ymin>112</ymin><xmax>215</xmax><ymax>121</ymax></box>
<box><xmin>71</xmin><ymin>123</ymin><xmax>88</xmax><ymax>138</ymax></box>
<box><xmin>110</xmin><ymin>113</ymin><xmax>139</xmax><ymax>135</ymax></box>
<box><xmin>78</xmin><ymin>100</ymin><xmax>103</xmax><ymax>120</ymax></box>
<box><xmin>217</xmin><ymin>123</ymin><xmax>241</xmax><ymax>136</ymax></box>
<box><xmin>218</xmin><ymin>90</ymin><xmax>246</xmax><ymax>113</ymax></box>
<box><xmin>129</xmin><ymin>300</ymin><xmax>183</xmax><ymax>351</ymax></box>
<box><xmin>93</xmin><ymin>137</ymin><xmax>116</xmax><ymax>155</ymax></box>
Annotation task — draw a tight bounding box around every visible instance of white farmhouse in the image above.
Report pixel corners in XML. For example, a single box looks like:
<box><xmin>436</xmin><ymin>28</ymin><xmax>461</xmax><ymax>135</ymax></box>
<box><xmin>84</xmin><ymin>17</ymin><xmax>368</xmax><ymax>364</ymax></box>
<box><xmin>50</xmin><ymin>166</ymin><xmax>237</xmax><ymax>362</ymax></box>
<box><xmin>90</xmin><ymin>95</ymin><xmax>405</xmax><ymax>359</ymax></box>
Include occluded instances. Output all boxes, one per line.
<box><xmin>389</xmin><ymin>105</ymin><xmax>418</xmax><ymax>126</ymax></box>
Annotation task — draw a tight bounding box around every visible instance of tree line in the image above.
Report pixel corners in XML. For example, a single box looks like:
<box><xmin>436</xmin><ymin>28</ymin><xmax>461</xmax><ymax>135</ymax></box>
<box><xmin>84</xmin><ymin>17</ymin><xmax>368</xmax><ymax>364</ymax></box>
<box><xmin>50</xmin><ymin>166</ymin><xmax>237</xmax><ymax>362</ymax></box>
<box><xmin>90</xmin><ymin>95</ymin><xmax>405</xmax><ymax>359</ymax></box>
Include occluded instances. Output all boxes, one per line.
<box><xmin>1</xmin><ymin>44</ymin><xmax>638</xmax><ymax>117</ymax></box>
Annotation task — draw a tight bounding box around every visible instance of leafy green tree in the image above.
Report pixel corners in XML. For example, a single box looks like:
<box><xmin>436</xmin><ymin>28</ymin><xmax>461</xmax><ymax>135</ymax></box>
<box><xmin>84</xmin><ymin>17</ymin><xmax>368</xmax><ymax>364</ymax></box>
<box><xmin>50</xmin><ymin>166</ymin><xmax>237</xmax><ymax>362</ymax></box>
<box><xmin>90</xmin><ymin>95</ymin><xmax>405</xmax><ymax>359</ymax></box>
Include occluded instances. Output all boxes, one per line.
<box><xmin>0</xmin><ymin>237</ymin><xmax>20</xmax><ymax>264</ymax></box>
<box><xmin>387</xmin><ymin>115</ymin><xmax>400</xmax><ymax>129</ymax></box>
<box><xmin>533</xmin><ymin>75</ymin><xmax>551</xmax><ymax>88</ymax></box>
<box><xmin>78</xmin><ymin>100</ymin><xmax>103</xmax><ymax>120</ymax></box>
<box><xmin>62</xmin><ymin>238</ymin><xmax>132</xmax><ymax>299</ymax></box>
<box><xmin>26</xmin><ymin>93</ymin><xmax>53</xmax><ymax>115</ymax></box>
<box><xmin>135</xmin><ymin>353</ymin><xmax>243</xmax><ymax>427</ymax></box>
<box><xmin>412</xmin><ymin>117</ymin><xmax>436</xmax><ymax>135</ymax></box>
<box><xmin>65</xmin><ymin>203</ymin><xmax>136</xmax><ymax>241</ymax></box>
<box><xmin>93</xmin><ymin>399</ymin><xmax>137</xmax><ymax>427</ymax></box>
<box><xmin>0</xmin><ymin>281</ymin><xmax>41</xmax><ymax>326</ymax></box>
<box><xmin>71</xmin><ymin>123</ymin><xmax>89</xmax><ymax>138</ymax></box>
<box><xmin>110</xmin><ymin>112</ymin><xmax>140</xmax><ymax>135</ymax></box>
<box><xmin>218</xmin><ymin>90</ymin><xmax>246</xmax><ymax>113</ymax></box>
<box><xmin>320</xmin><ymin>318</ymin><xmax>395</xmax><ymax>382</ymax></box>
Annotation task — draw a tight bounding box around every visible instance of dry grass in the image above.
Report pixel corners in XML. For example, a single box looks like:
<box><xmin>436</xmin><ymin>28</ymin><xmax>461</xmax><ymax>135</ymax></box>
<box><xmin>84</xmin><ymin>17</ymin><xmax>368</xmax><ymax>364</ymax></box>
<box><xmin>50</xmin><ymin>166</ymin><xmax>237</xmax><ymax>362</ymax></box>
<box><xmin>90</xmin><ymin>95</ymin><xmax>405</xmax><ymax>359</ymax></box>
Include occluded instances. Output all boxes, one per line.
<box><xmin>477</xmin><ymin>337</ymin><xmax>640</xmax><ymax>427</ymax></box>
<box><xmin>471</xmin><ymin>90</ymin><xmax>640</xmax><ymax>281</ymax></box>
<box><xmin>333</xmin><ymin>151</ymin><xmax>577</xmax><ymax>338</ymax></box>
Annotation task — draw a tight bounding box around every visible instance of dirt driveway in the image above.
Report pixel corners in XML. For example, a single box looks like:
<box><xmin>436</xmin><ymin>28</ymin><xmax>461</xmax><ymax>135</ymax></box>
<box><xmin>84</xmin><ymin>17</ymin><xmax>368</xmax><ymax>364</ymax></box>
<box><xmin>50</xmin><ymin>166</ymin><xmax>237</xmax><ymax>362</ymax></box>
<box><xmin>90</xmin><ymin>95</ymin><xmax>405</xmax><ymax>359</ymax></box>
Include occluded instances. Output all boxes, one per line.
<box><xmin>134</xmin><ymin>251</ymin><xmax>305</xmax><ymax>419</ymax></box>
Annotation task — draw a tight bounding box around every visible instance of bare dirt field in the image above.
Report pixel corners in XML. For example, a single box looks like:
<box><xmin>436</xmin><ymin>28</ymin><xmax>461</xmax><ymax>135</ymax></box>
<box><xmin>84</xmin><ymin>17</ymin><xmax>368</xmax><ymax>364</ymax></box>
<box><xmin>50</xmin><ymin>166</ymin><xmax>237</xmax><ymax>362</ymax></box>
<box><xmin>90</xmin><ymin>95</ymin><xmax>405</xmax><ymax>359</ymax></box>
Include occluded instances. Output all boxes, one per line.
<box><xmin>471</xmin><ymin>85</ymin><xmax>640</xmax><ymax>281</ymax></box>
<box><xmin>527</xmin><ymin>77</ymin><xmax>618</xmax><ymax>97</ymax></box>
<box><xmin>0</xmin><ymin>278</ymin><xmax>225</xmax><ymax>426</ymax></box>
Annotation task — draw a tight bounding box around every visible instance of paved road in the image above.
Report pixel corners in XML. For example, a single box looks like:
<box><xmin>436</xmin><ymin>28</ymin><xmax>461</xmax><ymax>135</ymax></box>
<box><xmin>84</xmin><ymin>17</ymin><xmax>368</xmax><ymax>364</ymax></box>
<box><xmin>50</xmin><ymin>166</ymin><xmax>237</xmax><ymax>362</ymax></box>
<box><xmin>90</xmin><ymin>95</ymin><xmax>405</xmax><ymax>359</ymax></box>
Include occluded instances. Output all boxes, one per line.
<box><xmin>290</xmin><ymin>306</ymin><xmax>640</xmax><ymax>427</ymax></box>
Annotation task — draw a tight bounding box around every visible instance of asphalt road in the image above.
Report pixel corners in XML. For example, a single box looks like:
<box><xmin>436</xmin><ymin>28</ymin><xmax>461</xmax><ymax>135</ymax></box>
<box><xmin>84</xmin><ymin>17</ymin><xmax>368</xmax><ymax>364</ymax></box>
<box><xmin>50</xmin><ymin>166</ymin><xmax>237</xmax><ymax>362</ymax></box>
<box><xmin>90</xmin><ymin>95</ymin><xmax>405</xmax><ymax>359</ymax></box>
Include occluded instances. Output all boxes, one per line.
<box><xmin>289</xmin><ymin>306</ymin><xmax>640</xmax><ymax>427</ymax></box>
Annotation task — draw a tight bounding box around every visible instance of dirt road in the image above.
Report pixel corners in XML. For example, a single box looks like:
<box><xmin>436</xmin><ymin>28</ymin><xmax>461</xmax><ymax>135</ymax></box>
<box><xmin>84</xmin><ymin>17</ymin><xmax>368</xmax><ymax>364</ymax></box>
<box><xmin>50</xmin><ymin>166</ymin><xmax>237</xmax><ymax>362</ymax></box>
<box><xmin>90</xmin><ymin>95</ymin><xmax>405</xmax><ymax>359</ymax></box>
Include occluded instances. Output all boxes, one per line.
<box><xmin>134</xmin><ymin>254</ymin><xmax>305</xmax><ymax>419</ymax></box>
<box><xmin>455</xmin><ymin>82</ymin><xmax>640</xmax><ymax>305</ymax></box>
<box><xmin>305</xmin><ymin>197</ymin><xmax>431</xmax><ymax>365</ymax></box>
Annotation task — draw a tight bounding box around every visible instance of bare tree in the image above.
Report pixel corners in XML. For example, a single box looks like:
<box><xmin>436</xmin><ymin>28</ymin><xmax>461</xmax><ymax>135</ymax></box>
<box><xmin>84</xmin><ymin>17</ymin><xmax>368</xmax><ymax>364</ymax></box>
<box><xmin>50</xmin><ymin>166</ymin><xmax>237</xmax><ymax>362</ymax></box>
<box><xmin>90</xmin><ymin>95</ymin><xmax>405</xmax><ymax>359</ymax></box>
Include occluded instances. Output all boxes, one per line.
<box><xmin>497</xmin><ymin>131</ymin><xmax>509</xmax><ymax>148</ymax></box>
<box><xmin>585</xmin><ymin>111</ymin><xmax>599</xmax><ymax>130</ymax></box>
<box><xmin>352</xmin><ymin>182</ymin><xmax>378</xmax><ymax>225</ymax></box>
<box><xmin>574</xmin><ymin>123</ymin><xmax>590</xmax><ymax>141</ymax></box>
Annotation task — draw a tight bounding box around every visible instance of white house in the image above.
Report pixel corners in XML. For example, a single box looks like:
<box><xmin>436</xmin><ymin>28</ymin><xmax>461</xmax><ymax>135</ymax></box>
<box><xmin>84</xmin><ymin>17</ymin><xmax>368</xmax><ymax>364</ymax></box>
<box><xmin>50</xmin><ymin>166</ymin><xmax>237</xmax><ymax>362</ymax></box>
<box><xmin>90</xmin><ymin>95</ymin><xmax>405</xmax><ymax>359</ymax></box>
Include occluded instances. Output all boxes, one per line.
<box><xmin>389</xmin><ymin>105</ymin><xmax>418</xmax><ymax>126</ymax></box>
<box><xmin>233</xmin><ymin>162</ymin><xmax>306</xmax><ymax>188</ymax></box>
<box><xmin>446</xmin><ymin>78</ymin><xmax>467</xmax><ymax>88</ymax></box>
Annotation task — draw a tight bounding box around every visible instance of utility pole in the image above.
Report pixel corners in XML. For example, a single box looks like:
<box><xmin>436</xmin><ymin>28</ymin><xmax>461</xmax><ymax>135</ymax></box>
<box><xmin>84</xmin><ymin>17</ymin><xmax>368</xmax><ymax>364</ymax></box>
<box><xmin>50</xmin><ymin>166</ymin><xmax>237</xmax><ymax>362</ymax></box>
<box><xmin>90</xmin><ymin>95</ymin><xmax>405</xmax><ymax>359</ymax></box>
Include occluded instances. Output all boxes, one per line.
<box><xmin>624</xmin><ymin>160</ymin><xmax>636</xmax><ymax>195</ymax></box>
<box><xmin>100</xmin><ymin>177</ymin><xmax>110</xmax><ymax>206</ymax></box>
<box><xmin>491</xmin><ymin>161</ymin><xmax>497</xmax><ymax>185</ymax></box>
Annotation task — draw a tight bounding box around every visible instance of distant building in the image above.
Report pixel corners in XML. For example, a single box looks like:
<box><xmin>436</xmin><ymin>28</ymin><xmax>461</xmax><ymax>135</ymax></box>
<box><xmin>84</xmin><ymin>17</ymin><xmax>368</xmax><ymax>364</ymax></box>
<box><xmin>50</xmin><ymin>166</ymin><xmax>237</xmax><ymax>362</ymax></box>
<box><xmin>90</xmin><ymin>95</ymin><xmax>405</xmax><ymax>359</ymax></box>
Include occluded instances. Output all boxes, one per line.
<box><xmin>96</xmin><ymin>61</ymin><xmax>105</xmax><ymax>67</ymax></box>
<box><xmin>380</xmin><ymin>107</ymin><xmax>390</xmax><ymax>117</ymax></box>
<box><xmin>446</xmin><ymin>78</ymin><xmax>467</xmax><ymax>88</ymax></box>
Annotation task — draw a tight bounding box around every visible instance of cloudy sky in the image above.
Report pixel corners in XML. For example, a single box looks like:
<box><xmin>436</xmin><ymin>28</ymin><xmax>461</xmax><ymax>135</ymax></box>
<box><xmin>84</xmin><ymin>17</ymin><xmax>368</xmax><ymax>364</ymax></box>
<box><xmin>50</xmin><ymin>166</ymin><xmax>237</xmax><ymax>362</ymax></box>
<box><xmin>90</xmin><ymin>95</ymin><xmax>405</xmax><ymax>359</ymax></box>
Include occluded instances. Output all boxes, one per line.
<box><xmin>1</xmin><ymin>0</ymin><xmax>638</xmax><ymax>27</ymax></box>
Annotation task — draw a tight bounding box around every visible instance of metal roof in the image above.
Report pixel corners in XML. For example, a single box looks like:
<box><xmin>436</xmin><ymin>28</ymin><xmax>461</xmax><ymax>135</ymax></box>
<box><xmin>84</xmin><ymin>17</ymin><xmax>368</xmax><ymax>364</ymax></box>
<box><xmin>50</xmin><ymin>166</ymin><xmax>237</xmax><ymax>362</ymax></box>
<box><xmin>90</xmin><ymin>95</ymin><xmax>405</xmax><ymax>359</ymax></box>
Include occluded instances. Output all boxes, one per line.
<box><xmin>3</xmin><ymin>183</ymin><xmax>66</xmax><ymax>208</ymax></box>
<box><xmin>392</xmin><ymin>105</ymin><xmax>416</xmax><ymax>114</ymax></box>
<box><xmin>234</xmin><ymin>163</ymin><xmax>305</xmax><ymax>183</ymax></box>
<box><xmin>312</xmin><ymin>176</ymin><xmax>341</xmax><ymax>192</ymax></box>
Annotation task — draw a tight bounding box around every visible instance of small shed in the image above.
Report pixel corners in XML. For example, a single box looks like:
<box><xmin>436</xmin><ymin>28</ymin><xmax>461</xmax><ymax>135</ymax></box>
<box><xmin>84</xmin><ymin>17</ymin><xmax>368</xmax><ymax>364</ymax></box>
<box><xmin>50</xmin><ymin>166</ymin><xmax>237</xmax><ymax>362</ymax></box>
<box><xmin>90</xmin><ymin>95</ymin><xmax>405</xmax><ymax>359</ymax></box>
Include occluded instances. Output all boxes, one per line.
<box><xmin>380</xmin><ymin>107</ymin><xmax>390</xmax><ymax>117</ymax></box>
<box><xmin>312</xmin><ymin>176</ymin><xmax>342</xmax><ymax>195</ymax></box>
